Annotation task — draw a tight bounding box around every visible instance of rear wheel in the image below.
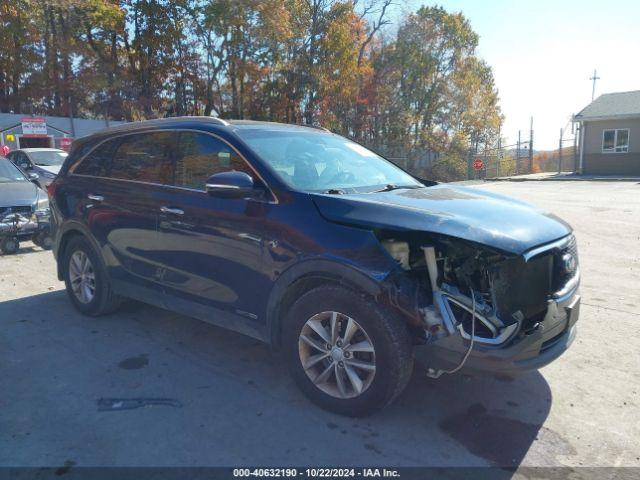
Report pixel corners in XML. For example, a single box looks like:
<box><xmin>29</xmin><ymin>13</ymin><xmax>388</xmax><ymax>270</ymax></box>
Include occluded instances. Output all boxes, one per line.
<box><xmin>62</xmin><ymin>236</ymin><xmax>122</xmax><ymax>316</ymax></box>
<box><xmin>0</xmin><ymin>236</ymin><xmax>19</xmax><ymax>255</ymax></box>
<box><xmin>283</xmin><ymin>284</ymin><xmax>413</xmax><ymax>416</ymax></box>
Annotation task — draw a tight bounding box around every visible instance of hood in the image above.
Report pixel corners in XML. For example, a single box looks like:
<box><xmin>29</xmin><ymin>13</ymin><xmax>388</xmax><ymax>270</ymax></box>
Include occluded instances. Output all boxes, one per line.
<box><xmin>311</xmin><ymin>184</ymin><xmax>572</xmax><ymax>255</ymax></box>
<box><xmin>0</xmin><ymin>181</ymin><xmax>38</xmax><ymax>208</ymax></box>
<box><xmin>35</xmin><ymin>165</ymin><xmax>61</xmax><ymax>175</ymax></box>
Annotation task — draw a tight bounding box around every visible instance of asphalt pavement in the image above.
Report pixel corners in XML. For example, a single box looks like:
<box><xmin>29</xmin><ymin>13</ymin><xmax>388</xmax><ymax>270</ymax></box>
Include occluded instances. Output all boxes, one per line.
<box><xmin>1</xmin><ymin>181</ymin><xmax>638</xmax><ymax>470</ymax></box>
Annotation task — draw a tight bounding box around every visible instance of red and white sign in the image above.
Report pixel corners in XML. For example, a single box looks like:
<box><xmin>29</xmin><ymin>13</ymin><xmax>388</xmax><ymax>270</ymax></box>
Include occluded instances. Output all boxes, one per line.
<box><xmin>21</xmin><ymin>117</ymin><xmax>47</xmax><ymax>136</ymax></box>
<box><xmin>59</xmin><ymin>137</ymin><xmax>73</xmax><ymax>151</ymax></box>
<box><xmin>473</xmin><ymin>158</ymin><xmax>484</xmax><ymax>171</ymax></box>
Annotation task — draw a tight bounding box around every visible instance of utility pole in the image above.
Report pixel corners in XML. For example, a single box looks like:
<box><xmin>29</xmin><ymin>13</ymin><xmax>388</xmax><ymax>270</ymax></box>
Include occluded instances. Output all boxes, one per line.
<box><xmin>68</xmin><ymin>92</ymin><xmax>76</xmax><ymax>138</ymax></box>
<box><xmin>590</xmin><ymin>69</ymin><xmax>600</xmax><ymax>101</ymax></box>
<box><xmin>496</xmin><ymin>134</ymin><xmax>501</xmax><ymax>178</ymax></box>
<box><xmin>573</xmin><ymin>132</ymin><xmax>578</xmax><ymax>172</ymax></box>
<box><xmin>516</xmin><ymin>130</ymin><xmax>521</xmax><ymax>175</ymax></box>
<box><xmin>528</xmin><ymin>117</ymin><xmax>534</xmax><ymax>173</ymax></box>
<box><xmin>558</xmin><ymin>128</ymin><xmax>563</xmax><ymax>174</ymax></box>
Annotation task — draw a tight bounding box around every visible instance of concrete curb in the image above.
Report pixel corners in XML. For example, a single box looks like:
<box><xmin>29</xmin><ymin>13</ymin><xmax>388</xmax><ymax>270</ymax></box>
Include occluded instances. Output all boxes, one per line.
<box><xmin>484</xmin><ymin>175</ymin><xmax>640</xmax><ymax>182</ymax></box>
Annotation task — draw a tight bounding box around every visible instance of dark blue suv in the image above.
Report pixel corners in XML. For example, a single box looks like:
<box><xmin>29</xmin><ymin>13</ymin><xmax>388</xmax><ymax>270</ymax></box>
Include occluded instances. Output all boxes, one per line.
<box><xmin>50</xmin><ymin>117</ymin><xmax>580</xmax><ymax>415</ymax></box>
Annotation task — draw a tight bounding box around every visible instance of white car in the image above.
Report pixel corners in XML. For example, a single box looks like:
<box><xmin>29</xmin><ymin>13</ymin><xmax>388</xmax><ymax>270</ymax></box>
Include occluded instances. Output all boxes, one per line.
<box><xmin>6</xmin><ymin>148</ymin><xmax>68</xmax><ymax>188</ymax></box>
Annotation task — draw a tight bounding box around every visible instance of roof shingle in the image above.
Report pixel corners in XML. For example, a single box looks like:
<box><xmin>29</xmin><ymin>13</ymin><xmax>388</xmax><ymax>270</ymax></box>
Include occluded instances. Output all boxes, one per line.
<box><xmin>575</xmin><ymin>90</ymin><xmax>640</xmax><ymax>120</ymax></box>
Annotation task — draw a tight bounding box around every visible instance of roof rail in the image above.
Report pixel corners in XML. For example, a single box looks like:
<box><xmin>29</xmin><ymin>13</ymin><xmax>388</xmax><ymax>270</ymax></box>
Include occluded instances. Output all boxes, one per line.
<box><xmin>208</xmin><ymin>116</ymin><xmax>230</xmax><ymax>126</ymax></box>
<box><xmin>300</xmin><ymin>123</ymin><xmax>330</xmax><ymax>132</ymax></box>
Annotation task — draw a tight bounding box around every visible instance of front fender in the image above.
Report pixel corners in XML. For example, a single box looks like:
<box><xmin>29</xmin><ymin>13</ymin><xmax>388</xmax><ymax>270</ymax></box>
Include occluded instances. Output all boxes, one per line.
<box><xmin>265</xmin><ymin>258</ymin><xmax>387</xmax><ymax>346</ymax></box>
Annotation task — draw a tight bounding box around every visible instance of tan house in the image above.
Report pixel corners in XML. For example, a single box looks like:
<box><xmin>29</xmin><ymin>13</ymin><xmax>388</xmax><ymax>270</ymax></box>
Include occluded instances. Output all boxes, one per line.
<box><xmin>574</xmin><ymin>90</ymin><xmax>640</xmax><ymax>175</ymax></box>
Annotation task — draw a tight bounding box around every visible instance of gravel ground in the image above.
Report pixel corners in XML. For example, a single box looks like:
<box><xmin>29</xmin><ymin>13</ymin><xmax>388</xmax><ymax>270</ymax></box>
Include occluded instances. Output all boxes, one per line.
<box><xmin>0</xmin><ymin>180</ymin><xmax>638</xmax><ymax>470</ymax></box>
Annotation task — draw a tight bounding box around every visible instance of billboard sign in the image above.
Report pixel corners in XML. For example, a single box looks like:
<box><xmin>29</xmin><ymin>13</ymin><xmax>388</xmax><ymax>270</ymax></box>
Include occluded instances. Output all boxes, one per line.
<box><xmin>21</xmin><ymin>117</ymin><xmax>47</xmax><ymax>136</ymax></box>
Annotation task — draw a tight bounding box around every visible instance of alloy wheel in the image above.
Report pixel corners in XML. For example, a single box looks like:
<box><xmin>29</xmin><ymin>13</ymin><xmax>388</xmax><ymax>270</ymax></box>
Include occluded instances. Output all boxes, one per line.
<box><xmin>298</xmin><ymin>311</ymin><xmax>376</xmax><ymax>399</ymax></box>
<box><xmin>69</xmin><ymin>251</ymin><xmax>96</xmax><ymax>304</ymax></box>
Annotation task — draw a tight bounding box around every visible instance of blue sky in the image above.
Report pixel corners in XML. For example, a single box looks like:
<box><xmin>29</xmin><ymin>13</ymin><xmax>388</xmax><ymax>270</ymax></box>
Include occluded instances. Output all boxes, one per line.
<box><xmin>391</xmin><ymin>0</ymin><xmax>640</xmax><ymax>149</ymax></box>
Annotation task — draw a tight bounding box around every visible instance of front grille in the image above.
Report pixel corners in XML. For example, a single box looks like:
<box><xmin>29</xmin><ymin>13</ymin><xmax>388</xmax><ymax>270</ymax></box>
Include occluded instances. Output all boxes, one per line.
<box><xmin>490</xmin><ymin>254</ymin><xmax>551</xmax><ymax>327</ymax></box>
<box><xmin>490</xmin><ymin>235</ymin><xmax>578</xmax><ymax>333</ymax></box>
<box><xmin>551</xmin><ymin>235</ymin><xmax>579</xmax><ymax>294</ymax></box>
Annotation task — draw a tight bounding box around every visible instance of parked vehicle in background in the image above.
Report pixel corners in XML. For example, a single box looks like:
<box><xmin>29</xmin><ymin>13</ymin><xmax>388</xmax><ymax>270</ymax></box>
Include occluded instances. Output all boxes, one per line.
<box><xmin>49</xmin><ymin>117</ymin><xmax>580</xmax><ymax>416</ymax></box>
<box><xmin>0</xmin><ymin>158</ymin><xmax>52</xmax><ymax>254</ymax></box>
<box><xmin>6</xmin><ymin>148</ymin><xmax>68</xmax><ymax>189</ymax></box>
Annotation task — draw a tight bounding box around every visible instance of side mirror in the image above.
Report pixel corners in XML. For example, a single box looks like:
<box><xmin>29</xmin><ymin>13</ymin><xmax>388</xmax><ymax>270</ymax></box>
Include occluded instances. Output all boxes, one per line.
<box><xmin>28</xmin><ymin>173</ymin><xmax>39</xmax><ymax>182</ymax></box>
<box><xmin>205</xmin><ymin>171</ymin><xmax>259</xmax><ymax>198</ymax></box>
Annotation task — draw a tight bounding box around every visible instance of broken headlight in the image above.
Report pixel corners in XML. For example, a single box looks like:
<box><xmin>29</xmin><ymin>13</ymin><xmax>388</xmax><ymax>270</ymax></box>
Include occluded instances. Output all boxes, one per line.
<box><xmin>379</xmin><ymin>233</ymin><xmax>522</xmax><ymax>345</ymax></box>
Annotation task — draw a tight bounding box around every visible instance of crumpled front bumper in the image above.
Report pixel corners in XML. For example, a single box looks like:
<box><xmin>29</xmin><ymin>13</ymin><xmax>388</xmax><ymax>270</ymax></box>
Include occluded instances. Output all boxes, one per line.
<box><xmin>0</xmin><ymin>213</ymin><xmax>50</xmax><ymax>238</ymax></box>
<box><xmin>414</xmin><ymin>287</ymin><xmax>580</xmax><ymax>374</ymax></box>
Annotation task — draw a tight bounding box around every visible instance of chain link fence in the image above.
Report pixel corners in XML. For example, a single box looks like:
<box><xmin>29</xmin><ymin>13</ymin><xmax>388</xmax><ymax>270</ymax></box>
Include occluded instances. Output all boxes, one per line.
<box><xmin>363</xmin><ymin>129</ymin><xmax>578</xmax><ymax>182</ymax></box>
<box><xmin>473</xmin><ymin>137</ymin><xmax>578</xmax><ymax>180</ymax></box>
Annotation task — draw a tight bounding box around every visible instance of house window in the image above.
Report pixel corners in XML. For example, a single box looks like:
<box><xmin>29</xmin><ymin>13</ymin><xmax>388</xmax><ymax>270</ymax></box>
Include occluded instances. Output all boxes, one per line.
<box><xmin>602</xmin><ymin>129</ymin><xmax>629</xmax><ymax>153</ymax></box>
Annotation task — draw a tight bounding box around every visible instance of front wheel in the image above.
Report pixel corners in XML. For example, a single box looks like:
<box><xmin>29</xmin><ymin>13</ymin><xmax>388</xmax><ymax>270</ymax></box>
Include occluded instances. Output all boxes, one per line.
<box><xmin>283</xmin><ymin>285</ymin><xmax>413</xmax><ymax>416</ymax></box>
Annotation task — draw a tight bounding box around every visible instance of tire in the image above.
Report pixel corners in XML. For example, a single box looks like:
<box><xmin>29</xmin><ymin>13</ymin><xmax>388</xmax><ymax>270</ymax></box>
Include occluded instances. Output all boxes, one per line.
<box><xmin>0</xmin><ymin>236</ymin><xmax>19</xmax><ymax>255</ymax></box>
<box><xmin>33</xmin><ymin>231</ymin><xmax>53</xmax><ymax>250</ymax></box>
<box><xmin>62</xmin><ymin>236</ymin><xmax>122</xmax><ymax>316</ymax></box>
<box><xmin>282</xmin><ymin>284</ymin><xmax>413</xmax><ymax>416</ymax></box>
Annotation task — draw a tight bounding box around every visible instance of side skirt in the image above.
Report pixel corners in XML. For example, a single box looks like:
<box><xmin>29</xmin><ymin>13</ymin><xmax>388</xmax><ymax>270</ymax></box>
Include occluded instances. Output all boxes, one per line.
<box><xmin>112</xmin><ymin>279</ymin><xmax>268</xmax><ymax>343</ymax></box>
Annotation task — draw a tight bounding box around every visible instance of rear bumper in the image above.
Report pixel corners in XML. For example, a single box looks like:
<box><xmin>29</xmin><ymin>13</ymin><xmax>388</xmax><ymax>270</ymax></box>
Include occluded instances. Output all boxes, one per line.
<box><xmin>414</xmin><ymin>289</ymin><xmax>580</xmax><ymax>374</ymax></box>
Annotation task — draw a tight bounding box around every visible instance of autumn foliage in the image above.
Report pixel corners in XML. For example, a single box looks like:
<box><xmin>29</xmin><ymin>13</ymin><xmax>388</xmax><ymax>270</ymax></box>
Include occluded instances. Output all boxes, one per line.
<box><xmin>0</xmin><ymin>1</ymin><xmax>503</xmax><ymax>180</ymax></box>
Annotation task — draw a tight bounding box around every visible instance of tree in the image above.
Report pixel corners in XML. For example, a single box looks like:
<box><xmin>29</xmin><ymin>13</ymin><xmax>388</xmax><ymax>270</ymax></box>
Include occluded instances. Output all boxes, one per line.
<box><xmin>1</xmin><ymin>1</ymin><xmax>503</xmax><ymax>181</ymax></box>
<box><xmin>0</xmin><ymin>0</ymin><xmax>42</xmax><ymax>113</ymax></box>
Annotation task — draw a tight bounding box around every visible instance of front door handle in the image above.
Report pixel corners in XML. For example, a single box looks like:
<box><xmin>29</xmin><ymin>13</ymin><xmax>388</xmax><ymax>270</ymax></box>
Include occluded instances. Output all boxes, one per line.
<box><xmin>87</xmin><ymin>194</ymin><xmax>104</xmax><ymax>202</ymax></box>
<box><xmin>160</xmin><ymin>206</ymin><xmax>184</xmax><ymax>216</ymax></box>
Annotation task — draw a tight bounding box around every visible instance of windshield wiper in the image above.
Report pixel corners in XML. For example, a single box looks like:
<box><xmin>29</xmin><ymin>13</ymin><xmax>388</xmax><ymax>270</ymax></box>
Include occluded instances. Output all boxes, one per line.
<box><xmin>373</xmin><ymin>184</ymin><xmax>422</xmax><ymax>193</ymax></box>
<box><xmin>324</xmin><ymin>188</ymin><xmax>346</xmax><ymax>194</ymax></box>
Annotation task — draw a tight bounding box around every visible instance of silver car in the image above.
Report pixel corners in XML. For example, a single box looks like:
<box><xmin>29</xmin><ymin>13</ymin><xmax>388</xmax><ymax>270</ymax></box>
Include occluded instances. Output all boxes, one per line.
<box><xmin>6</xmin><ymin>148</ymin><xmax>68</xmax><ymax>188</ymax></box>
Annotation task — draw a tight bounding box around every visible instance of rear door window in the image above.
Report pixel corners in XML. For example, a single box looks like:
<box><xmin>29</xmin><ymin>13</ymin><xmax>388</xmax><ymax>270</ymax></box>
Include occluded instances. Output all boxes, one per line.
<box><xmin>74</xmin><ymin>139</ymin><xmax>119</xmax><ymax>177</ymax></box>
<box><xmin>173</xmin><ymin>132</ymin><xmax>252</xmax><ymax>190</ymax></box>
<box><xmin>110</xmin><ymin>132</ymin><xmax>175</xmax><ymax>184</ymax></box>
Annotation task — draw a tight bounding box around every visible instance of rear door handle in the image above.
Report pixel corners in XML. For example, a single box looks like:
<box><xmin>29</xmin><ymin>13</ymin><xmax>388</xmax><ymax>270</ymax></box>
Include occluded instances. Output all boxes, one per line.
<box><xmin>87</xmin><ymin>194</ymin><xmax>104</xmax><ymax>202</ymax></box>
<box><xmin>160</xmin><ymin>206</ymin><xmax>184</xmax><ymax>216</ymax></box>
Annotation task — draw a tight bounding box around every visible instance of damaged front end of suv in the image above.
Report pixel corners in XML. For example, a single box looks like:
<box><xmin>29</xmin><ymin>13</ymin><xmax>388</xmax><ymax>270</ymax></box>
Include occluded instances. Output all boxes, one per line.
<box><xmin>312</xmin><ymin>184</ymin><xmax>581</xmax><ymax>377</ymax></box>
<box><xmin>379</xmin><ymin>231</ymin><xmax>580</xmax><ymax>376</ymax></box>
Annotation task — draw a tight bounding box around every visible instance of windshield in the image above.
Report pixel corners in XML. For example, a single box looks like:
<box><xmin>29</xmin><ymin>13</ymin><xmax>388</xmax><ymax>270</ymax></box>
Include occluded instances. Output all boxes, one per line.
<box><xmin>235</xmin><ymin>129</ymin><xmax>423</xmax><ymax>193</ymax></box>
<box><xmin>0</xmin><ymin>160</ymin><xmax>27</xmax><ymax>183</ymax></box>
<box><xmin>28</xmin><ymin>150</ymin><xmax>68</xmax><ymax>166</ymax></box>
